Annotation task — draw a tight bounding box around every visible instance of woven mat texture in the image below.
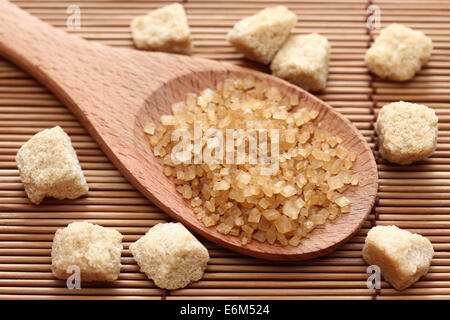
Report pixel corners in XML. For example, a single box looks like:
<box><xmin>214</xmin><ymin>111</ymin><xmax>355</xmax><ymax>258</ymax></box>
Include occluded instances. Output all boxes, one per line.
<box><xmin>1</xmin><ymin>0</ymin><xmax>450</xmax><ymax>300</ymax></box>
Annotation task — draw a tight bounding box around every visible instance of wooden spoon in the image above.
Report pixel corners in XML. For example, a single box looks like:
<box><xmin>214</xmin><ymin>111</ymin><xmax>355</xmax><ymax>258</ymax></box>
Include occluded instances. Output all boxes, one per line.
<box><xmin>0</xmin><ymin>1</ymin><xmax>377</xmax><ymax>260</ymax></box>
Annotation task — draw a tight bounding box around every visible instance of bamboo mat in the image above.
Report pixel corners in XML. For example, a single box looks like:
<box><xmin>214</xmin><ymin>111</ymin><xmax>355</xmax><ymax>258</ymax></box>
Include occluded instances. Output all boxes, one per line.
<box><xmin>0</xmin><ymin>0</ymin><xmax>449</xmax><ymax>300</ymax></box>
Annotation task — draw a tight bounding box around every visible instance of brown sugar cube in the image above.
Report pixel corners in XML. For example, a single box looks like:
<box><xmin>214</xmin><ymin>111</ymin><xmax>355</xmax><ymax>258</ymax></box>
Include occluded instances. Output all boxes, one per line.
<box><xmin>131</xmin><ymin>3</ymin><xmax>193</xmax><ymax>54</ymax></box>
<box><xmin>51</xmin><ymin>222</ymin><xmax>123</xmax><ymax>282</ymax></box>
<box><xmin>16</xmin><ymin>126</ymin><xmax>89</xmax><ymax>205</ymax></box>
<box><xmin>271</xmin><ymin>33</ymin><xmax>330</xmax><ymax>91</ymax></box>
<box><xmin>375</xmin><ymin>101</ymin><xmax>438</xmax><ymax>165</ymax></box>
<box><xmin>365</xmin><ymin>24</ymin><xmax>432</xmax><ymax>81</ymax></box>
<box><xmin>226</xmin><ymin>6</ymin><xmax>297</xmax><ymax>64</ymax></box>
<box><xmin>363</xmin><ymin>225</ymin><xmax>434</xmax><ymax>291</ymax></box>
<box><xmin>130</xmin><ymin>222</ymin><xmax>209</xmax><ymax>290</ymax></box>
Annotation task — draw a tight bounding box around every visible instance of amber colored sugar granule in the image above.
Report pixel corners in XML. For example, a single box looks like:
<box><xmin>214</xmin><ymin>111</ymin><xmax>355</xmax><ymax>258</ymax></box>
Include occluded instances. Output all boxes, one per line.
<box><xmin>145</xmin><ymin>78</ymin><xmax>358</xmax><ymax>246</ymax></box>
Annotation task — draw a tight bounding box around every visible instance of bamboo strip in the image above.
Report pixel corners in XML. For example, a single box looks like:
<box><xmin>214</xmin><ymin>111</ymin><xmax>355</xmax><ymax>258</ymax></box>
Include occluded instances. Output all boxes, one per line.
<box><xmin>0</xmin><ymin>197</ymin><xmax>152</xmax><ymax>206</ymax></box>
<box><xmin>0</xmin><ymin>233</ymin><xmax>143</xmax><ymax>242</ymax></box>
<box><xmin>0</xmin><ymin>279</ymin><xmax>162</xmax><ymax>288</ymax></box>
<box><xmin>376</xmin><ymin>207</ymin><xmax>450</xmax><ymax>214</ymax></box>
<box><xmin>0</xmin><ymin>210</ymin><xmax>164</xmax><ymax>219</ymax></box>
<box><xmin>28</xmin><ymin>8</ymin><xmax>368</xmax><ymax>14</ymax></box>
<box><xmin>0</xmin><ymin>287</ymin><xmax>163</xmax><ymax>295</ymax></box>
<box><xmin>65</xmin><ymin>27</ymin><xmax>370</xmax><ymax>35</ymax></box>
<box><xmin>378</xmin><ymin>192</ymin><xmax>450</xmax><ymax>199</ymax></box>
<box><xmin>9</xmin><ymin>20</ymin><xmax>369</xmax><ymax>29</ymax></box>
<box><xmin>376</xmin><ymin>221</ymin><xmax>450</xmax><ymax>229</ymax></box>
<box><xmin>0</xmin><ymin>73</ymin><xmax>381</xmax><ymax>81</ymax></box>
<box><xmin>378</xmin><ymin>215</ymin><xmax>450</xmax><ymax>222</ymax></box>
<box><xmin>379</xmin><ymin>185</ymin><xmax>450</xmax><ymax>192</ymax></box>
<box><xmin>15</xmin><ymin>1</ymin><xmax>367</xmax><ymax>8</ymax></box>
<box><xmin>378</xmin><ymin>179</ymin><xmax>450</xmax><ymax>186</ymax></box>
<box><xmin>0</xmin><ymin>248</ymin><xmax>366</xmax><ymax>258</ymax></box>
<box><xmin>374</xmin><ymin>81</ymin><xmax>450</xmax><ymax>88</ymax></box>
<box><xmin>0</xmin><ymin>182</ymin><xmax>135</xmax><ymax>191</ymax></box>
<box><xmin>0</xmin><ymin>271</ymin><xmax>367</xmax><ymax>281</ymax></box>
<box><xmin>0</xmin><ymin>279</ymin><xmax>370</xmax><ymax>289</ymax></box>
<box><xmin>0</xmin><ymin>261</ymin><xmax>375</xmax><ymax>274</ymax></box>
<box><xmin>169</xmin><ymin>288</ymin><xmax>375</xmax><ymax>296</ymax></box>
<box><xmin>378</xmin><ymin>295</ymin><xmax>450</xmax><ymax>300</ymax></box>
<box><xmin>378</xmin><ymin>164</ymin><xmax>450</xmax><ymax>171</ymax></box>
<box><xmin>166</xmin><ymin>295</ymin><xmax>373</xmax><ymax>300</ymax></box>
<box><xmin>0</xmin><ymin>219</ymin><xmax>169</xmax><ymax>227</ymax></box>
<box><xmin>0</xmin><ymin>295</ymin><xmax>162</xmax><ymax>300</ymax></box>
<box><xmin>374</xmin><ymin>95</ymin><xmax>450</xmax><ymax>102</ymax></box>
<box><xmin>381</xmin><ymin>288</ymin><xmax>450</xmax><ymax>296</ymax></box>
<box><xmin>0</xmin><ymin>226</ymin><xmax>162</xmax><ymax>234</ymax></box>
<box><xmin>378</xmin><ymin>199</ymin><xmax>450</xmax><ymax>206</ymax></box>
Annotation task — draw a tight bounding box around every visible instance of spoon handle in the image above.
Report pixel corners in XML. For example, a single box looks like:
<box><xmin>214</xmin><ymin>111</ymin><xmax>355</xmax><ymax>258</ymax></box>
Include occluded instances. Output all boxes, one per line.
<box><xmin>0</xmin><ymin>0</ymin><xmax>105</xmax><ymax>98</ymax></box>
<box><xmin>0</xmin><ymin>0</ymin><xmax>230</xmax><ymax>225</ymax></box>
<box><xmin>0</xmin><ymin>1</ymin><xmax>177</xmax><ymax>200</ymax></box>
<box><xmin>0</xmin><ymin>0</ymin><xmax>227</xmax><ymax>118</ymax></box>
<box><xmin>0</xmin><ymin>0</ymin><xmax>192</xmax><ymax>108</ymax></box>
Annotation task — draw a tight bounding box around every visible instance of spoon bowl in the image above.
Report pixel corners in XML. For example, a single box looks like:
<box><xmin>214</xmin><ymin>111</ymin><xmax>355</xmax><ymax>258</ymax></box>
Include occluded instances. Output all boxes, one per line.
<box><xmin>0</xmin><ymin>0</ymin><xmax>378</xmax><ymax>260</ymax></box>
